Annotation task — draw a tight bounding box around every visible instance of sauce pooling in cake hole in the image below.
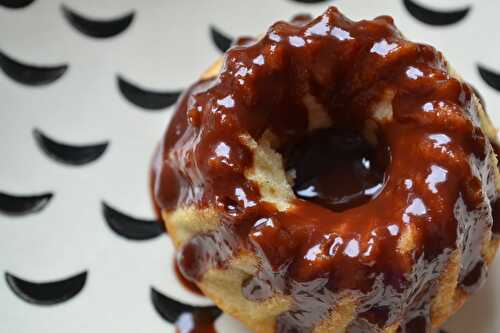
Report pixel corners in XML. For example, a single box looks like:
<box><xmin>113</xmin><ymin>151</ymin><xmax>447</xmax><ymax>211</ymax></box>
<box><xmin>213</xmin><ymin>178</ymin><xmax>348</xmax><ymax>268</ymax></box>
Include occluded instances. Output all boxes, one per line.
<box><xmin>282</xmin><ymin>128</ymin><xmax>388</xmax><ymax>212</ymax></box>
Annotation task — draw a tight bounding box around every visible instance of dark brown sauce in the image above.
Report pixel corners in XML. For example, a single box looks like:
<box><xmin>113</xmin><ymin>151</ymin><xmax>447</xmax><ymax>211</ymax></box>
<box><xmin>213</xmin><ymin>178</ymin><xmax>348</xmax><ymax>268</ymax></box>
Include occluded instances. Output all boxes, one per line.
<box><xmin>153</xmin><ymin>7</ymin><xmax>497</xmax><ymax>333</ymax></box>
<box><xmin>153</xmin><ymin>145</ymin><xmax>207</xmax><ymax>297</ymax></box>
<box><xmin>174</xmin><ymin>259</ymin><xmax>204</xmax><ymax>296</ymax></box>
<box><xmin>175</xmin><ymin>311</ymin><xmax>217</xmax><ymax>333</ymax></box>
<box><xmin>282</xmin><ymin>128</ymin><xmax>388</xmax><ymax>212</ymax></box>
<box><xmin>151</xmin><ymin>287</ymin><xmax>221</xmax><ymax>333</ymax></box>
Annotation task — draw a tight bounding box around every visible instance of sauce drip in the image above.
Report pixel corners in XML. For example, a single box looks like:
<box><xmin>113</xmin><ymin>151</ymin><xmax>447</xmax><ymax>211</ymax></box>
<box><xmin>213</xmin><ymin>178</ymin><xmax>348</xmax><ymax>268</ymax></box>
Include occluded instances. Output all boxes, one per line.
<box><xmin>175</xmin><ymin>311</ymin><xmax>218</xmax><ymax>333</ymax></box>
<box><xmin>154</xmin><ymin>7</ymin><xmax>497</xmax><ymax>333</ymax></box>
<box><xmin>174</xmin><ymin>259</ymin><xmax>204</xmax><ymax>296</ymax></box>
<box><xmin>153</xmin><ymin>147</ymin><xmax>207</xmax><ymax>296</ymax></box>
<box><xmin>151</xmin><ymin>287</ymin><xmax>221</xmax><ymax>333</ymax></box>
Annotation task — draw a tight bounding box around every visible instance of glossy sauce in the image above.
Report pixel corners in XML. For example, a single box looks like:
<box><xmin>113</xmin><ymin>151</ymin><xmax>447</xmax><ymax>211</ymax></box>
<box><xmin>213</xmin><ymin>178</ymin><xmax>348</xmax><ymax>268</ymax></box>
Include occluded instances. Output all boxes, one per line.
<box><xmin>152</xmin><ymin>147</ymin><xmax>207</xmax><ymax>296</ymax></box>
<box><xmin>154</xmin><ymin>7</ymin><xmax>497</xmax><ymax>333</ymax></box>
<box><xmin>151</xmin><ymin>287</ymin><xmax>221</xmax><ymax>333</ymax></box>
<box><xmin>175</xmin><ymin>311</ymin><xmax>217</xmax><ymax>333</ymax></box>
<box><xmin>174</xmin><ymin>259</ymin><xmax>204</xmax><ymax>296</ymax></box>
<box><xmin>282</xmin><ymin>128</ymin><xmax>388</xmax><ymax>212</ymax></box>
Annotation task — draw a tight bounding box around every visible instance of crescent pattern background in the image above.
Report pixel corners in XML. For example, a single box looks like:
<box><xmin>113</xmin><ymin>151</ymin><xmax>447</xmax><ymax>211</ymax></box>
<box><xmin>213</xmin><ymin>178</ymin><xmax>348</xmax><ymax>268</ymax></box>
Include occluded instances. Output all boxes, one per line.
<box><xmin>0</xmin><ymin>0</ymin><xmax>498</xmax><ymax>332</ymax></box>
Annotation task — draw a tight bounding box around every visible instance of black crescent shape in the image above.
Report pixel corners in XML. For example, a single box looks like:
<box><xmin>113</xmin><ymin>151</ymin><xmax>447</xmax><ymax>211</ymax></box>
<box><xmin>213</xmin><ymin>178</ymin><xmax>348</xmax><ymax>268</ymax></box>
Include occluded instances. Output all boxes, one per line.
<box><xmin>150</xmin><ymin>287</ymin><xmax>222</xmax><ymax>324</ymax></box>
<box><xmin>403</xmin><ymin>0</ymin><xmax>471</xmax><ymax>26</ymax></box>
<box><xmin>5</xmin><ymin>271</ymin><xmax>87</xmax><ymax>305</ymax></box>
<box><xmin>102</xmin><ymin>201</ymin><xmax>164</xmax><ymax>240</ymax></box>
<box><xmin>209</xmin><ymin>25</ymin><xmax>234</xmax><ymax>53</ymax></box>
<box><xmin>117</xmin><ymin>75</ymin><xmax>182</xmax><ymax>110</ymax></box>
<box><xmin>0</xmin><ymin>191</ymin><xmax>53</xmax><ymax>216</ymax></box>
<box><xmin>478</xmin><ymin>64</ymin><xmax>500</xmax><ymax>92</ymax></box>
<box><xmin>0</xmin><ymin>51</ymin><xmax>68</xmax><ymax>86</ymax></box>
<box><xmin>61</xmin><ymin>5</ymin><xmax>135</xmax><ymax>39</ymax></box>
<box><xmin>0</xmin><ymin>0</ymin><xmax>35</xmax><ymax>9</ymax></box>
<box><xmin>33</xmin><ymin>128</ymin><xmax>109</xmax><ymax>166</ymax></box>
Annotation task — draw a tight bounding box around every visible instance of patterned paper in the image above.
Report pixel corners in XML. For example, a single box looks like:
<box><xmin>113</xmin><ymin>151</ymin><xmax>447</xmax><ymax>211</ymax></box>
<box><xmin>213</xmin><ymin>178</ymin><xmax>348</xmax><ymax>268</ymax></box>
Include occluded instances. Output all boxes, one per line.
<box><xmin>1</xmin><ymin>0</ymin><xmax>499</xmax><ymax>332</ymax></box>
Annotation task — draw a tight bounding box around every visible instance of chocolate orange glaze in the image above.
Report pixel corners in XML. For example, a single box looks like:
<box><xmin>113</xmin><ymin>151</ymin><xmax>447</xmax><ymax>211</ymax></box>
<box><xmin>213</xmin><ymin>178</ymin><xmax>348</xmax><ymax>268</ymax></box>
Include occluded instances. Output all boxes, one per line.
<box><xmin>153</xmin><ymin>7</ymin><xmax>500</xmax><ymax>333</ymax></box>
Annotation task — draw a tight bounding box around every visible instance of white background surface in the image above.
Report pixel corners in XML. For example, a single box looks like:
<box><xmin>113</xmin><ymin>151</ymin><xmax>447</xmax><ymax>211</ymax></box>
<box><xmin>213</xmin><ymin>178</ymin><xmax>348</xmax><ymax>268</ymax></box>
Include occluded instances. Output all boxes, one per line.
<box><xmin>0</xmin><ymin>0</ymin><xmax>499</xmax><ymax>332</ymax></box>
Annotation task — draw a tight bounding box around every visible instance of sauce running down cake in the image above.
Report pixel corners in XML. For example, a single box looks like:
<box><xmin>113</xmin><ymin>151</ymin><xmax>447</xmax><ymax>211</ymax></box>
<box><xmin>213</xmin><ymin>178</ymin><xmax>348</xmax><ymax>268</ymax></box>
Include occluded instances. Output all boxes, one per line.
<box><xmin>152</xmin><ymin>7</ymin><xmax>500</xmax><ymax>333</ymax></box>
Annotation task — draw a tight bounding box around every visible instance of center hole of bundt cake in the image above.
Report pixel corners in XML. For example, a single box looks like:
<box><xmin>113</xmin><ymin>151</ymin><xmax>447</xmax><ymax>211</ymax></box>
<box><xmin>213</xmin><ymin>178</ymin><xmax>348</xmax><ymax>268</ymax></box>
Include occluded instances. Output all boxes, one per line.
<box><xmin>282</xmin><ymin>128</ymin><xmax>389</xmax><ymax>212</ymax></box>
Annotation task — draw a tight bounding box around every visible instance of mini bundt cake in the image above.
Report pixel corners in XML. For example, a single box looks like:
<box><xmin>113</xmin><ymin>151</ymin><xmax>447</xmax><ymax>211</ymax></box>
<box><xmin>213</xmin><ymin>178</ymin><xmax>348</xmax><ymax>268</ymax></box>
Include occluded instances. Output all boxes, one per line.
<box><xmin>152</xmin><ymin>7</ymin><xmax>500</xmax><ymax>333</ymax></box>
